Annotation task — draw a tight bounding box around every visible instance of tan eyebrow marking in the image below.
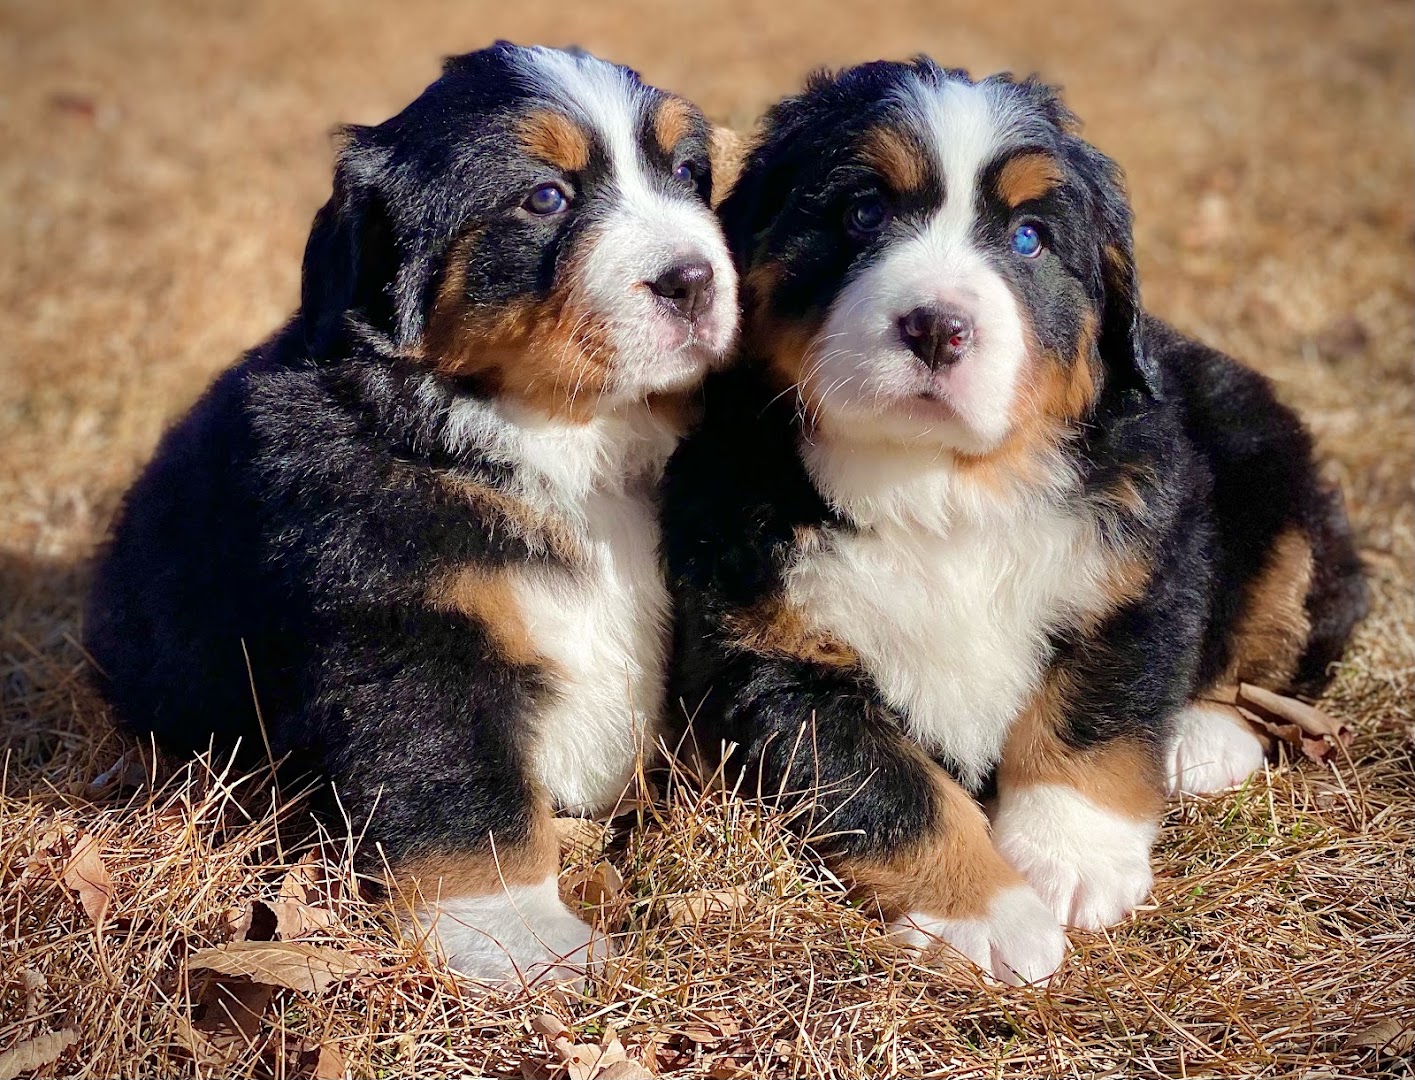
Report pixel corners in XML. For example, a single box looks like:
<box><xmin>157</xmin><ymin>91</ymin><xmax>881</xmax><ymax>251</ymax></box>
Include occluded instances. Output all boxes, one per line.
<box><xmin>995</xmin><ymin>151</ymin><xmax>1065</xmax><ymax>207</ymax></box>
<box><xmin>516</xmin><ymin>109</ymin><xmax>591</xmax><ymax>172</ymax></box>
<box><xmin>857</xmin><ymin>125</ymin><xmax>928</xmax><ymax>193</ymax></box>
<box><xmin>654</xmin><ymin>95</ymin><xmax>697</xmax><ymax>155</ymax></box>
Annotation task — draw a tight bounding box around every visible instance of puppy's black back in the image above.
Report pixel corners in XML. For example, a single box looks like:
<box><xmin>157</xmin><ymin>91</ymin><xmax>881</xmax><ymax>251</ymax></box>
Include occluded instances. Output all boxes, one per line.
<box><xmin>86</xmin><ymin>346</ymin><xmax>287</xmax><ymax>757</ymax></box>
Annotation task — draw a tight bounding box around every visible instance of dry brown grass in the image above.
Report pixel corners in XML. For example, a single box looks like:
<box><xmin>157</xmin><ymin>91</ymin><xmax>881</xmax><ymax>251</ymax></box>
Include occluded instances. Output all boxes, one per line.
<box><xmin>2</xmin><ymin>1</ymin><xmax>1413</xmax><ymax>1077</ymax></box>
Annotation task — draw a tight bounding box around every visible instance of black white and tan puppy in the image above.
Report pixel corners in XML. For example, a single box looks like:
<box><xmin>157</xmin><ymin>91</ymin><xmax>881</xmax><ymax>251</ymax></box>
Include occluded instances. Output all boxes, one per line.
<box><xmin>85</xmin><ymin>43</ymin><xmax>737</xmax><ymax>984</ymax></box>
<box><xmin>664</xmin><ymin>58</ymin><xmax>1366</xmax><ymax>983</ymax></box>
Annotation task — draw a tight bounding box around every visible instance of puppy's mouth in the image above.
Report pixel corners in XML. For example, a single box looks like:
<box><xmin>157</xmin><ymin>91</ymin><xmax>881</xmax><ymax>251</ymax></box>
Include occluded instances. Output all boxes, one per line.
<box><xmin>899</xmin><ymin>387</ymin><xmax>960</xmax><ymax>422</ymax></box>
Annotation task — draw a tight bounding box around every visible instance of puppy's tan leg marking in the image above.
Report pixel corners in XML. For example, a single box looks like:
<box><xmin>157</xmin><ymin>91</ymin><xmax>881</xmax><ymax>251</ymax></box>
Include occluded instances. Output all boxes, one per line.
<box><xmin>1224</xmin><ymin>528</ymin><xmax>1314</xmax><ymax>688</ymax></box>
<box><xmin>844</xmin><ymin>756</ymin><xmax>1066</xmax><ymax>985</ymax></box>
<box><xmin>994</xmin><ymin>675</ymin><xmax>1164</xmax><ymax>929</ymax></box>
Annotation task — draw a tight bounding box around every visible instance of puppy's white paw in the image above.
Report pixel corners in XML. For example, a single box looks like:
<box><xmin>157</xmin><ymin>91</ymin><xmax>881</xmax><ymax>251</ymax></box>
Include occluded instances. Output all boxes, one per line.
<box><xmin>992</xmin><ymin>785</ymin><xmax>1157</xmax><ymax>930</ymax></box>
<box><xmin>1165</xmin><ymin>703</ymin><xmax>1267</xmax><ymax>795</ymax></box>
<box><xmin>890</xmin><ymin>885</ymin><xmax>1068</xmax><ymax>985</ymax></box>
<box><xmin>412</xmin><ymin>877</ymin><xmax>610</xmax><ymax>989</ymax></box>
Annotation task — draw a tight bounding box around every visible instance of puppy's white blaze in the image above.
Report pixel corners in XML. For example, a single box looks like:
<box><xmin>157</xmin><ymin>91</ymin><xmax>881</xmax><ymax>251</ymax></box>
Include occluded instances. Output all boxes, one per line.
<box><xmin>991</xmin><ymin>784</ymin><xmax>1158</xmax><ymax>930</ymax></box>
<box><xmin>515</xmin><ymin>47</ymin><xmax>737</xmax><ymax>395</ymax></box>
<box><xmin>890</xmin><ymin>884</ymin><xmax>1066</xmax><ymax>985</ymax></box>
<box><xmin>787</xmin><ymin>448</ymin><xmax>1114</xmax><ymax>788</ymax></box>
<box><xmin>1165</xmin><ymin>703</ymin><xmax>1268</xmax><ymax>796</ymax></box>
<box><xmin>412</xmin><ymin>876</ymin><xmax>606</xmax><ymax>986</ymax></box>
<box><xmin>896</xmin><ymin>75</ymin><xmax>1024</xmax><ymax>217</ymax></box>
<box><xmin>811</xmin><ymin>76</ymin><xmax>1028</xmax><ymax>451</ymax></box>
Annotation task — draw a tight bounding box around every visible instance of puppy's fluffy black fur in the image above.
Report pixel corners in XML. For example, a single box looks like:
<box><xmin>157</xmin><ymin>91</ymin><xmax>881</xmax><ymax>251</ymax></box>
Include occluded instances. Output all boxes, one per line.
<box><xmin>664</xmin><ymin>58</ymin><xmax>1366</xmax><ymax>982</ymax></box>
<box><xmin>86</xmin><ymin>41</ymin><xmax>738</xmax><ymax>983</ymax></box>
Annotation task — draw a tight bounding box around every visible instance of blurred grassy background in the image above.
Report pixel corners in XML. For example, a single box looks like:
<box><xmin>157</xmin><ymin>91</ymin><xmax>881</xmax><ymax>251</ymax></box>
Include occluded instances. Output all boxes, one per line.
<box><xmin>1</xmin><ymin>0</ymin><xmax>1410</xmax><ymax>568</ymax></box>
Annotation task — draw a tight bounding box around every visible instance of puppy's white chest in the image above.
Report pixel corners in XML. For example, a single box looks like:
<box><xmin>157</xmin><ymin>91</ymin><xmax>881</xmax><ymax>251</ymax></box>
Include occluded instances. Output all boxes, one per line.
<box><xmin>785</xmin><ymin>510</ymin><xmax>1105</xmax><ymax>789</ymax></box>
<box><xmin>515</xmin><ymin>487</ymin><xmax>670</xmax><ymax>814</ymax></box>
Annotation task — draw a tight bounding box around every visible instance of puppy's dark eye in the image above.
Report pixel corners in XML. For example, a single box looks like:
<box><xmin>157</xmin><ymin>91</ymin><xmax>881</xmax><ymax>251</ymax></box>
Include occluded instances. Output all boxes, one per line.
<box><xmin>673</xmin><ymin>161</ymin><xmax>697</xmax><ymax>184</ymax></box>
<box><xmin>524</xmin><ymin>183</ymin><xmax>570</xmax><ymax>216</ymax></box>
<box><xmin>845</xmin><ymin>195</ymin><xmax>890</xmax><ymax>238</ymax></box>
<box><xmin>1011</xmin><ymin>223</ymin><xmax>1044</xmax><ymax>258</ymax></box>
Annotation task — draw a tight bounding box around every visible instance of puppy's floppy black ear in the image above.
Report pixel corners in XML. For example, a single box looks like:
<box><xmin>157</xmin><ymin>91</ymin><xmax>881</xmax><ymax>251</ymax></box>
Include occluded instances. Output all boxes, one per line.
<box><xmin>716</xmin><ymin>90</ymin><xmax>822</xmax><ymax>274</ymax></box>
<box><xmin>1072</xmin><ymin>142</ymin><xmax>1161</xmax><ymax>399</ymax></box>
<box><xmin>300</xmin><ymin>126</ymin><xmax>400</xmax><ymax>357</ymax></box>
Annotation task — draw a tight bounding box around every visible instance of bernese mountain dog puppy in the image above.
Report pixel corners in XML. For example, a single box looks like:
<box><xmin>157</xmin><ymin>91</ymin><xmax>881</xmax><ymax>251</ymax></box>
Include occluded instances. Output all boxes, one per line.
<box><xmin>85</xmin><ymin>43</ymin><xmax>737</xmax><ymax>984</ymax></box>
<box><xmin>664</xmin><ymin>58</ymin><xmax>1366</xmax><ymax>983</ymax></box>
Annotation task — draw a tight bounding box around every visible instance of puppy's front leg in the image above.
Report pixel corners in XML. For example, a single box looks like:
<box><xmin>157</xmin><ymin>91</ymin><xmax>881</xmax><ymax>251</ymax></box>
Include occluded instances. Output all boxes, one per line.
<box><xmin>993</xmin><ymin>673</ymin><xmax>1167</xmax><ymax>930</ymax></box>
<box><xmin>853</xmin><ymin>760</ymin><xmax>1068</xmax><ymax>985</ymax></box>
<box><xmin>392</xmin><ymin>799</ymin><xmax>608</xmax><ymax>989</ymax></box>
<box><xmin>722</xmin><ymin>672</ymin><xmax>1066</xmax><ymax>984</ymax></box>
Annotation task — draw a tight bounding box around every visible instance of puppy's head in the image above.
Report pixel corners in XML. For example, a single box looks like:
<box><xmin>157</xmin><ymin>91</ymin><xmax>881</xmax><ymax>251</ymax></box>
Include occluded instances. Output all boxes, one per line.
<box><xmin>722</xmin><ymin>59</ymin><xmax>1157</xmax><ymax>455</ymax></box>
<box><xmin>301</xmin><ymin>43</ymin><xmax>737</xmax><ymax>419</ymax></box>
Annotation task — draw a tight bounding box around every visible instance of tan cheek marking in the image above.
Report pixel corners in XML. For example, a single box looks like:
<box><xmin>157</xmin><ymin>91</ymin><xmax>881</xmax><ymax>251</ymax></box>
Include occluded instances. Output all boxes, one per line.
<box><xmin>999</xmin><ymin>674</ymin><xmax>1165</xmax><ymax>822</ymax></box>
<box><xmin>722</xmin><ymin>595</ymin><xmax>858</xmax><ymax>667</ymax></box>
<box><xmin>951</xmin><ymin>313</ymin><xmax>1099</xmax><ymax>492</ymax></box>
<box><xmin>426</xmin><ymin>565</ymin><xmax>542</xmax><ymax>667</ymax></box>
<box><xmin>1033</xmin><ymin>310</ymin><xmax>1100</xmax><ymax>425</ymax></box>
<box><xmin>740</xmin><ymin>260</ymin><xmax>833</xmax><ymax>424</ymax></box>
<box><xmin>654</xmin><ymin>96</ymin><xmax>696</xmax><ymax>157</ymax></box>
<box><xmin>394</xmin><ymin>804</ymin><xmax>557</xmax><ymax>900</ymax></box>
<box><xmin>422</xmin><ymin>233</ymin><xmax>615</xmax><ymax>423</ymax></box>
<box><xmin>995</xmin><ymin>152</ymin><xmax>1064</xmax><ymax>208</ymax></box>
<box><xmin>1221</xmin><ymin>528</ymin><xmax>1314</xmax><ymax>688</ymax></box>
<box><xmin>742</xmin><ymin>261</ymin><xmax>782</xmax><ymax>320</ymax></box>
<box><xmin>858</xmin><ymin>125</ymin><xmax>928</xmax><ymax>194</ymax></box>
<box><xmin>709</xmin><ymin>126</ymin><xmax>749</xmax><ymax>207</ymax></box>
<box><xmin>516</xmin><ymin>109</ymin><xmax>591</xmax><ymax>173</ymax></box>
<box><xmin>845</xmin><ymin>764</ymin><xmax>1022</xmax><ymax>921</ymax></box>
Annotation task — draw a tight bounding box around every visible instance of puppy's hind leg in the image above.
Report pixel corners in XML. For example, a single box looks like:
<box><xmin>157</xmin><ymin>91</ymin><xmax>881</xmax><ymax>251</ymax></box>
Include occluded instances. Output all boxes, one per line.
<box><xmin>1164</xmin><ymin>700</ymin><xmax>1266</xmax><ymax>796</ymax></box>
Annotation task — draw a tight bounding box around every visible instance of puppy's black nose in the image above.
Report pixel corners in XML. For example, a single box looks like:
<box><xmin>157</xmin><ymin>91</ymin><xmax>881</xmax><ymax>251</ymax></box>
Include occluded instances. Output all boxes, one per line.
<box><xmin>648</xmin><ymin>260</ymin><xmax>715</xmax><ymax>321</ymax></box>
<box><xmin>898</xmin><ymin>305</ymin><xmax>974</xmax><ymax>370</ymax></box>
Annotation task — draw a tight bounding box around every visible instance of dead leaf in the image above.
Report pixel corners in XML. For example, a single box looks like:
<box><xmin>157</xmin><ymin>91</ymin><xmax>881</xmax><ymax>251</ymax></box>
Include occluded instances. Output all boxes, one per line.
<box><xmin>86</xmin><ymin>750</ymin><xmax>147</xmax><ymax>795</ymax></box>
<box><xmin>563</xmin><ymin>862</ymin><xmax>624</xmax><ymax>907</ymax></box>
<box><xmin>681</xmin><ymin>1010</ymin><xmax>741</xmax><ymax>1044</ymax></box>
<box><xmin>530</xmin><ymin>1016</ymin><xmax>638</xmax><ymax>1080</ymax></box>
<box><xmin>174</xmin><ymin>1017</ymin><xmax>241</xmax><ymax>1071</ymax></box>
<box><xmin>708</xmin><ymin>1061</ymin><xmax>752</xmax><ymax>1079</ymax></box>
<box><xmin>531</xmin><ymin>1014</ymin><xmax>569</xmax><ymax>1040</ymax></box>
<box><xmin>666</xmin><ymin>887</ymin><xmax>750</xmax><ymax>926</ymax></box>
<box><xmin>279</xmin><ymin>852</ymin><xmax>343</xmax><ymax>906</ymax></box>
<box><xmin>0</xmin><ymin>1028</ymin><xmax>80</xmax><ymax>1080</ymax></box>
<box><xmin>14</xmin><ymin>968</ymin><xmax>46</xmax><ymax>1015</ymax></box>
<box><xmin>1235</xmin><ymin>684</ymin><xmax>1351</xmax><ymax>764</ymax></box>
<box><xmin>272</xmin><ymin>899</ymin><xmax>335</xmax><ymax>939</ymax></box>
<box><xmin>226</xmin><ymin>900</ymin><xmax>278</xmax><ymax>943</ymax></box>
<box><xmin>597</xmin><ymin>1063</ymin><xmax>654</xmax><ymax>1080</ymax></box>
<box><xmin>188</xmin><ymin>941</ymin><xmax>375</xmax><ymax>995</ymax></box>
<box><xmin>61</xmin><ymin>832</ymin><xmax>113</xmax><ymax>925</ymax></box>
<box><xmin>1239</xmin><ymin>683</ymin><xmax>1350</xmax><ymax>739</ymax></box>
<box><xmin>554</xmin><ymin>817</ymin><xmax>607</xmax><ymax>860</ymax></box>
<box><xmin>195</xmin><ymin>976</ymin><xmax>273</xmax><ymax>1043</ymax></box>
<box><xmin>313</xmin><ymin>1042</ymin><xmax>348</xmax><ymax>1079</ymax></box>
<box><xmin>1348</xmin><ymin>1019</ymin><xmax>1415</xmax><ymax>1055</ymax></box>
